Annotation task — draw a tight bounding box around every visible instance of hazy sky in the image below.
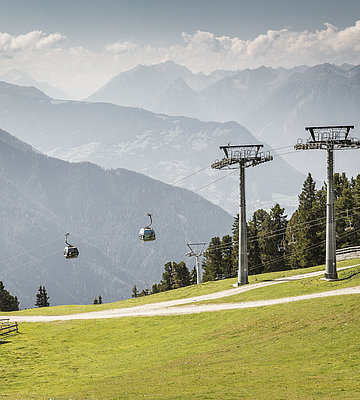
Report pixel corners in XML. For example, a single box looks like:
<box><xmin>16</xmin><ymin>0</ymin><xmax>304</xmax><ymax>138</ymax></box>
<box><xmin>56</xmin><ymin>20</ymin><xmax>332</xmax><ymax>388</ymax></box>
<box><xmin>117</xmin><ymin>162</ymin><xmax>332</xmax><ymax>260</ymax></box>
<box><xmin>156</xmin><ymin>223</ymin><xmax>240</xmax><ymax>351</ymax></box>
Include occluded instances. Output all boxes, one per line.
<box><xmin>1</xmin><ymin>0</ymin><xmax>360</xmax><ymax>97</ymax></box>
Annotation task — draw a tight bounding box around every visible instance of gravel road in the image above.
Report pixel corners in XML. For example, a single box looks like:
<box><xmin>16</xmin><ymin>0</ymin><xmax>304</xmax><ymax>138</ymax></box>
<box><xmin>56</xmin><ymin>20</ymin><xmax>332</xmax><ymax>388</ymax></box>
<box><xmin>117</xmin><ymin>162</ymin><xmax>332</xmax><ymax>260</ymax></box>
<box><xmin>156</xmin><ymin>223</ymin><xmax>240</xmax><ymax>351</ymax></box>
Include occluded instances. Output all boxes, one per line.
<box><xmin>2</xmin><ymin>265</ymin><xmax>359</xmax><ymax>323</ymax></box>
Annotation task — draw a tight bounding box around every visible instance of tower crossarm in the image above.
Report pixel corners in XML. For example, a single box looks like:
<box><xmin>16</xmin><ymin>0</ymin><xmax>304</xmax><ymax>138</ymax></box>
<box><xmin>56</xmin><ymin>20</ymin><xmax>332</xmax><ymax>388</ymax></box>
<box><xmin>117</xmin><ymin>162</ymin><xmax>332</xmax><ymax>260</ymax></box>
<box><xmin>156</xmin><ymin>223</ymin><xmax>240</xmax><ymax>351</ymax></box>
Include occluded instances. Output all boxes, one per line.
<box><xmin>211</xmin><ymin>145</ymin><xmax>273</xmax><ymax>169</ymax></box>
<box><xmin>294</xmin><ymin>125</ymin><xmax>360</xmax><ymax>150</ymax></box>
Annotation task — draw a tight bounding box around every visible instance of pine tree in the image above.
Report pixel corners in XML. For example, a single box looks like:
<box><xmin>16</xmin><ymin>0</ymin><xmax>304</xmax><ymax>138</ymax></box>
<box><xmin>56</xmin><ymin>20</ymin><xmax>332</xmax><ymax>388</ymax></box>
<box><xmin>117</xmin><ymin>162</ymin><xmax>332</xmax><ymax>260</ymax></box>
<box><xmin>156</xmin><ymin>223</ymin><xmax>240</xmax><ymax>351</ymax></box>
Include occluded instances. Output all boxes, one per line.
<box><xmin>159</xmin><ymin>262</ymin><xmax>174</xmax><ymax>291</ymax></box>
<box><xmin>131</xmin><ymin>285</ymin><xmax>139</xmax><ymax>298</ymax></box>
<box><xmin>173</xmin><ymin>261</ymin><xmax>190</xmax><ymax>288</ymax></box>
<box><xmin>151</xmin><ymin>283</ymin><xmax>160</xmax><ymax>294</ymax></box>
<box><xmin>265</xmin><ymin>203</ymin><xmax>287</xmax><ymax>272</ymax></box>
<box><xmin>35</xmin><ymin>285</ymin><xmax>50</xmax><ymax>308</ymax></box>
<box><xmin>93</xmin><ymin>295</ymin><xmax>102</xmax><ymax>304</ymax></box>
<box><xmin>286</xmin><ymin>173</ymin><xmax>322</xmax><ymax>268</ymax></box>
<box><xmin>248</xmin><ymin>209</ymin><xmax>269</xmax><ymax>274</ymax></box>
<box><xmin>202</xmin><ymin>237</ymin><xmax>222</xmax><ymax>282</ymax></box>
<box><xmin>220</xmin><ymin>235</ymin><xmax>233</xmax><ymax>278</ymax></box>
<box><xmin>231</xmin><ymin>215</ymin><xmax>239</xmax><ymax>275</ymax></box>
<box><xmin>190</xmin><ymin>266</ymin><xmax>197</xmax><ymax>285</ymax></box>
<box><xmin>0</xmin><ymin>281</ymin><xmax>19</xmax><ymax>311</ymax></box>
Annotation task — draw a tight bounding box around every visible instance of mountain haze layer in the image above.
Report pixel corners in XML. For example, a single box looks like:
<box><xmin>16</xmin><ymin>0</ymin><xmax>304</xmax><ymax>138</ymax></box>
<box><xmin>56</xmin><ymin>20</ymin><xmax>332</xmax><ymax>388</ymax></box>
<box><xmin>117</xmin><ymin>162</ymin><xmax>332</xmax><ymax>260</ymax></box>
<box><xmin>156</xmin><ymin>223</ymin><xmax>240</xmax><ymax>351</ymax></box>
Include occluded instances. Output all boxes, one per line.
<box><xmin>87</xmin><ymin>62</ymin><xmax>360</xmax><ymax>180</ymax></box>
<box><xmin>0</xmin><ymin>81</ymin><xmax>305</xmax><ymax>215</ymax></box>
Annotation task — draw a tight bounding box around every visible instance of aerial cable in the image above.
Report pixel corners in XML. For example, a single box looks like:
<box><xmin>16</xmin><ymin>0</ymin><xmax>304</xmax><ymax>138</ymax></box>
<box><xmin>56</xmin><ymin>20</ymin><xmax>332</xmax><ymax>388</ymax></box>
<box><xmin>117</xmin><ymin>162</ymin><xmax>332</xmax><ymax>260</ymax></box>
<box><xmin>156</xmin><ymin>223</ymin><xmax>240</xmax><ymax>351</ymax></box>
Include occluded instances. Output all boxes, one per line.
<box><xmin>172</xmin><ymin>164</ymin><xmax>211</xmax><ymax>185</ymax></box>
<box><xmin>192</xmin><ymin>169</ymin><xmax>238</xmax><ymax>193</ymax></box>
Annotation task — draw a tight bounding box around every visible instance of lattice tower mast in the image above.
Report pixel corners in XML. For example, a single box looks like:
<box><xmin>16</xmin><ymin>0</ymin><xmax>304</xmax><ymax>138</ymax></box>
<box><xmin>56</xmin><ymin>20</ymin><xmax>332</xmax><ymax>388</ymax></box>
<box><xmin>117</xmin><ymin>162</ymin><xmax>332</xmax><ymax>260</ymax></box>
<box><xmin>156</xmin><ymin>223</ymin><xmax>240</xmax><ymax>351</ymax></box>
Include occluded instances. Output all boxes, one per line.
<box><xmin>211</xmin><ymin>145</ymin><xmax>273</xmax><ymax>286</ymax></box>
<box><xmin>295</xmin><ymin>125</ymin><xmax>360</xmax><ymax>280</ymax></box>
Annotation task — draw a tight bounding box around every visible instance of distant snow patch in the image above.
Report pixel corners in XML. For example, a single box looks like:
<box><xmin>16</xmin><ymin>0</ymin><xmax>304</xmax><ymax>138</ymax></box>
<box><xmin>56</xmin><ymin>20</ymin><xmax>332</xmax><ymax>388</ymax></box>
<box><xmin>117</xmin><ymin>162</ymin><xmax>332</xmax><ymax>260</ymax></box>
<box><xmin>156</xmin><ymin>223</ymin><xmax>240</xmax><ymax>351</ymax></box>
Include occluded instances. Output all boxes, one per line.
<box><xmin>48</xmin><ymin>142</ymin><xmax>101</xmax><ymax>162</ymax></box>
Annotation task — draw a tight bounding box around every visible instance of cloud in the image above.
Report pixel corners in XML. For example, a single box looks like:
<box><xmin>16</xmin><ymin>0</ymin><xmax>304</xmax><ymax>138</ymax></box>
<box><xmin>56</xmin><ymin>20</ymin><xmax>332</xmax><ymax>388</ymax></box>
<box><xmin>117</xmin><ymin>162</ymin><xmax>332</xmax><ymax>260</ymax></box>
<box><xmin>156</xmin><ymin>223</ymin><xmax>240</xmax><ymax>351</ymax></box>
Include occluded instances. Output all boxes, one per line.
<box><xmin>103</xmin><ymin>21</ymin><xmax>360</xmax><ymax>75</ymax></box>
<box><xmin>105</xmin><ymin>40</ymin><xmax>139</xmax><ymax>54</ymax></box>
<box><xmin>176</xmin><ymin>21</ymin><xmax>360</xmax><ymax>71</ymax></box>
<box><xmin>0</xmin><ymin>30</ymin><xmax>65</xmax><ymax>53</ymax></box>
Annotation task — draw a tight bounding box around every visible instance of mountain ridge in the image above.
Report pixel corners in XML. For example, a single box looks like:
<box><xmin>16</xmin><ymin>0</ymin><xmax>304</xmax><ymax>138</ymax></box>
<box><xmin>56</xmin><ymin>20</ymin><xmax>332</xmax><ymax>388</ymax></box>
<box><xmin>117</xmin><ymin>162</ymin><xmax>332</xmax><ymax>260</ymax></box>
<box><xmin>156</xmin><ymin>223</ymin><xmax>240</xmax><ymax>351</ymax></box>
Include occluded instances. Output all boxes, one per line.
<box><xmin>0</xmin><ymin>81</ymin><xmax>306</xmax><ymax>215</ymax></box>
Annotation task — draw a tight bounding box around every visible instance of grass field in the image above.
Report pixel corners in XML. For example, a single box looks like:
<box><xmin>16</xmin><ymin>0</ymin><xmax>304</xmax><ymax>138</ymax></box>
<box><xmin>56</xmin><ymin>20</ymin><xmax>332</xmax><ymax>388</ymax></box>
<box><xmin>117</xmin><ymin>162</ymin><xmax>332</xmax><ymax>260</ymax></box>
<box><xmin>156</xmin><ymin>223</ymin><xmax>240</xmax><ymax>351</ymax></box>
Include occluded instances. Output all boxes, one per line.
<box><xmin>1</xmin><ymin>260</ymin><xmax>360</xmax><ymax>399</ymax></box>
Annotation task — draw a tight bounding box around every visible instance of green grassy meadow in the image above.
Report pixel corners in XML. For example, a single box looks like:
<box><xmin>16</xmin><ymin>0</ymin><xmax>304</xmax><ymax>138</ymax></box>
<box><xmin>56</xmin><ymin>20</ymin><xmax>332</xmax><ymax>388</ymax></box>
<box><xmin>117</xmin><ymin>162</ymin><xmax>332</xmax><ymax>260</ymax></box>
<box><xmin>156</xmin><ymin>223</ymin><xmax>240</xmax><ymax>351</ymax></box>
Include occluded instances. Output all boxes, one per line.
<box><xmin>1</xmin><ymin>259</ymin><xmax>360</xmax><ymax>399</ymax></box>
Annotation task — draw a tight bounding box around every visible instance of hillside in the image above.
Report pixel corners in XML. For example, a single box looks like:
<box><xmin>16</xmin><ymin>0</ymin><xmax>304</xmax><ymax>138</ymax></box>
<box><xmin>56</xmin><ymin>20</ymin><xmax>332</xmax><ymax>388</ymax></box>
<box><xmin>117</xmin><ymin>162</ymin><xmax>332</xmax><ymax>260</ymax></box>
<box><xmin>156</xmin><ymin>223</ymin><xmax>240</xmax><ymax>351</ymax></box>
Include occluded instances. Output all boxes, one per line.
<box><xmin>0</xmin><ymin>81</ymin><xmax>306</xmax><ymax>215</ymax></box>
<box><xmin>87</xmin><ymin>62</ymin><xmax>360</xmax><ymax>180</ymax></box>
<box><xmin>0</xmin><ymin>128</ymin><xmax>232</xmax><ymax>308</ymax></box>
<box><xmin>1</xmin><ymin>260</ymin><xmax>359</xmax><ymax>399</ymax></box>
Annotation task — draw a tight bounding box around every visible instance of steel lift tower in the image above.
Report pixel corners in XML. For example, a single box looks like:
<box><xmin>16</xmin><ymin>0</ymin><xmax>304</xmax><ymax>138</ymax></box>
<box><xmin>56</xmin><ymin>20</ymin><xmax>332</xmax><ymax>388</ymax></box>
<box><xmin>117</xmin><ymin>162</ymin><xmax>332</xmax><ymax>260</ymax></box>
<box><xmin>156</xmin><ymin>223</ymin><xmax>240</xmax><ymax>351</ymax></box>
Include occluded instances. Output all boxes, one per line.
<box><xmin>185</xmin><ymin>243</ymin><xmax>206</xmax><ymax>284</ymax></box>
<box><xmin>295</xmin><ymin>125</ymin><xmax>360</xmax><ymax>280</ymax></box>
<box><xmin>211</xmin><ymin>145</ymin><xmax>273</xmax><ymax>286</ymax></box>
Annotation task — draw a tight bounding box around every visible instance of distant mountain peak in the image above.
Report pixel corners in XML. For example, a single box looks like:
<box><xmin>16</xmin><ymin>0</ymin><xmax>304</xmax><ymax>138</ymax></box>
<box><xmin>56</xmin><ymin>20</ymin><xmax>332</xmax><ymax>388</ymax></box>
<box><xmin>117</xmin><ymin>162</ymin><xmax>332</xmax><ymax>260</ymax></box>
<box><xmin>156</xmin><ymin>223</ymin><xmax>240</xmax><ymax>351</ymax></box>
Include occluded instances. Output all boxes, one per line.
<box><xmin>0</xmin><ymin>69</ymin><xmax>69</xmax><ymax>100</ymax></box>
<box><xmin>0</xmin><ymin>81</ymin><xmax>50</xmax><ymax>100</ymax></box>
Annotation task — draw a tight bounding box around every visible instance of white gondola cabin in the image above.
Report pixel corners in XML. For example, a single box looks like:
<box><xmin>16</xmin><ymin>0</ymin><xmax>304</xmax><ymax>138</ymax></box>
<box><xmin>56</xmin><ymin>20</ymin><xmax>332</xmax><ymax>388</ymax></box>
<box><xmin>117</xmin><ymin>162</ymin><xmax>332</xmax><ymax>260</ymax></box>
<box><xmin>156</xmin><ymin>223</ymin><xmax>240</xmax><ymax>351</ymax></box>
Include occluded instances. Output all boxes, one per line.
<box><xmin>139</xmin><ymin>213</ymin><xmax>156</xmax><ymax>241</ymax></box>
<box><xmin>64</xmin><ymin>233</ymin><xmax>79</xmax><ymax>259</ymax></box>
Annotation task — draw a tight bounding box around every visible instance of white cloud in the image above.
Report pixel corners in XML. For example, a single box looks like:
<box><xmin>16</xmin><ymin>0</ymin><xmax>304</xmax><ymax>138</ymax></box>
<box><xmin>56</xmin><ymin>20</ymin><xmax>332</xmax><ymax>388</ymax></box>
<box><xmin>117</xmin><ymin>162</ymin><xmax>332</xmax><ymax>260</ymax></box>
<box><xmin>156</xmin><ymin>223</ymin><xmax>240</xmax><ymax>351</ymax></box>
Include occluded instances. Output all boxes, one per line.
<box><xmin>105</xmin><ymin>40</ymin><xmax>139</xmax><ymax>54</ymax></box>
<box><xmin>0</xmin><ymin>30</ymin><xmax>65</xmax><ymax>53</ymax></box>
<box><xmin>173</xmin><ymin>21</ymin><xmax>360</xmax><ymax>71</ymax></box>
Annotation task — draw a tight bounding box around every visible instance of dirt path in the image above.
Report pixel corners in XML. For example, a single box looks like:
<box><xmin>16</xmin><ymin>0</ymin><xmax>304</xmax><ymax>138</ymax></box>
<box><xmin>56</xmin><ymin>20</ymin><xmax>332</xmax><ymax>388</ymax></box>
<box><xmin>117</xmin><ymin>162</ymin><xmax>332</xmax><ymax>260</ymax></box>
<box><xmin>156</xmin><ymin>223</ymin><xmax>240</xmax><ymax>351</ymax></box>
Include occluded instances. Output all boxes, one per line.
<box><xmin>2</xmin><ymin>265</ymin><xmax>359</xmax><ymax>322</ymax></box>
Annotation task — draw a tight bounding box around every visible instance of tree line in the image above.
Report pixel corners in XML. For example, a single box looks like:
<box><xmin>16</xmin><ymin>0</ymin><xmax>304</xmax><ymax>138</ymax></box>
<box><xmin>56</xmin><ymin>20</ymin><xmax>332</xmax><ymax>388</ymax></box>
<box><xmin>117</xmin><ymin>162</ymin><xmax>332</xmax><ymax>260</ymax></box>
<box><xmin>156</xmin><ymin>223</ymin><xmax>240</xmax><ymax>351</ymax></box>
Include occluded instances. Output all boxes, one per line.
<box><xmin>134</xmin><ymin>172</ymin><xmax>360</xmax><ymax>296</ymax></box>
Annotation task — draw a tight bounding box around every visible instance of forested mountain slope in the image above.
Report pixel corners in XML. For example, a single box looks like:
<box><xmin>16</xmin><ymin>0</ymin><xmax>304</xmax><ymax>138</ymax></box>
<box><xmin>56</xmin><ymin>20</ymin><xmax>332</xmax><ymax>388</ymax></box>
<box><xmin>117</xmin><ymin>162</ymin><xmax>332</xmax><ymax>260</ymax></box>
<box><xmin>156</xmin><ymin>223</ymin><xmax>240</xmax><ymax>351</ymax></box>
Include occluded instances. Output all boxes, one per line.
<box><xmin>0</xmin><ymin>128</ymin><xmax>232</xmax><ymax>308</ymax></box>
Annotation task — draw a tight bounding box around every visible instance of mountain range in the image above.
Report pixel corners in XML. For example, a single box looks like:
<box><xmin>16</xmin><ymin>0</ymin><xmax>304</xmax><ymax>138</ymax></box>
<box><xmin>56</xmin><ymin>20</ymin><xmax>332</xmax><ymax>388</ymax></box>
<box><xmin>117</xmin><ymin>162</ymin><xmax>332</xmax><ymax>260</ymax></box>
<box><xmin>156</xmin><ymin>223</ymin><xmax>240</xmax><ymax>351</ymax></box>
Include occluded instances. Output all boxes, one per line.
<box><xmin>87</xmin><ymin>61</ymin><xmax>360</xmax><ymax>180</ymax></box>
<box><xmin>0</xmin><ymin>80</ymin><xmax>305</xmax><ymax>215</ymax></box>
<box><xmin>0</xmin><ymin>69</ymin><xmax>69</xmax><ymax>99</ymax></box>
<box><xmin>0</xmin><ymin>128</ymin><xmax>233</xmax><ymax>308</ymax></box>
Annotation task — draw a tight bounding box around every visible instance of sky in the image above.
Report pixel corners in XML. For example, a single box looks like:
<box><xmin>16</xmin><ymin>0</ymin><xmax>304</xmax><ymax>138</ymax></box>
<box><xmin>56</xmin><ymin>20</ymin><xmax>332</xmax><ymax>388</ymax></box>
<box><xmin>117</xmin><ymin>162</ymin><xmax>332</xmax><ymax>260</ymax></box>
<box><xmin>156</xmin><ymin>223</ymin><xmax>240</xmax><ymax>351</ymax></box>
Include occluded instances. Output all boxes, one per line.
<box><xmin>1</xmin><ymin>0</ymin><xmax>360</xmax><ymax>98</ymax></box>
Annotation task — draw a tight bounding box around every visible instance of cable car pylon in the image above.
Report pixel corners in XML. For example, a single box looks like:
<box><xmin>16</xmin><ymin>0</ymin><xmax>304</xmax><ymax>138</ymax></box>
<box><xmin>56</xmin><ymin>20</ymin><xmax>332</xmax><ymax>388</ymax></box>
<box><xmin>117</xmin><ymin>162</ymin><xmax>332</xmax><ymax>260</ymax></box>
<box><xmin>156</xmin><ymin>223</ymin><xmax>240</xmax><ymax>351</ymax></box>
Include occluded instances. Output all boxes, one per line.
<box><xmin>185</xmin><ymin>243</ymin><xmax>206</xmax><ymax>284</ymax></box>
<box><xmin>212</xmin><ymin>144</ymin><xmax>273</xmax><ymax>286</ymax></box>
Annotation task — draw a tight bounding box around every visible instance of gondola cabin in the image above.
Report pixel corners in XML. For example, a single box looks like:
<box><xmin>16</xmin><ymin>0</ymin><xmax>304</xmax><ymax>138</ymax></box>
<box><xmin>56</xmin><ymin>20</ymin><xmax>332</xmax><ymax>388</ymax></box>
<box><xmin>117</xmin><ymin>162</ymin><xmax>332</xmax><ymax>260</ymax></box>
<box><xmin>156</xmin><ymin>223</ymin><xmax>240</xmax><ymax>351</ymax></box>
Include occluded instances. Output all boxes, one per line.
<box><xmin>64</xmin><ymin>245</ymin><xmax>79</xmax><ymax>259</ymax></box>
<box><xmin>139</xmin><ymin>227</ymin><xmax>156</xmax><ymax>241</ymax></box>
<box><xmin>64</xmin><ymin>233</ymin><xmax>79</xmax><ymax>259</ymax></box>
<box><xmin>139</xmin><ymin>213</ymin><xmax>156</xmax><ymax>241</ymax></box>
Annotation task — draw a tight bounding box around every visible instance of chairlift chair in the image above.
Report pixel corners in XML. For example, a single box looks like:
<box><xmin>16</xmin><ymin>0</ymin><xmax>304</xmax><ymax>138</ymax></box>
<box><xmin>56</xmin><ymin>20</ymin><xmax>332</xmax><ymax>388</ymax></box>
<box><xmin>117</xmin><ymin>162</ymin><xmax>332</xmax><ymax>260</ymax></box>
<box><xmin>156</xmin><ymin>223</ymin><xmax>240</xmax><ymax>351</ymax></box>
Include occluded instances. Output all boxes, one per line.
<box><xmin>64</xmin><ymin>233</ymin><xmax>79</xmax><ymax>259</ymax></box>
<box><xmin>139</xmin><ymin>213</ymin><xmax>156</xmax><ymax>241</ymax></box>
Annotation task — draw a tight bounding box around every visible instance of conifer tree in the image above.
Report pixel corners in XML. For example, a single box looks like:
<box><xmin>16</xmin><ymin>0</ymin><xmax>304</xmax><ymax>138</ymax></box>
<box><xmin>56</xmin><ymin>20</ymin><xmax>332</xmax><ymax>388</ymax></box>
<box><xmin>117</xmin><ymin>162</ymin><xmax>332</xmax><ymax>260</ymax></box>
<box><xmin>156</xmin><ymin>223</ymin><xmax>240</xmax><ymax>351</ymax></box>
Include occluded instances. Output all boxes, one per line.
<box><xmin>266</xmin><ymin>203</ymin><xmax>287</xmax><ymax>272</ymax></box>
<box><xmin>93</xmin><ymin>295</ymin><xmax>102</xmax><ymax>304</ymax></box>
<box><xmin>159</xmin><ymin>262</ymin><xmax>174</xmax><ymax>291</ymax></box>
<box><xmin>35</xmin><ymin>285</ymin><xmax>50</xmax><ymax>308</ymax></box>
<box><xmin>221</xmin><ymin>235</ymin><xmax>233</xmax><ymax>278</ymax></box>
<box><xmin>151</xmin><ymin>283</ymin><xmax>160</xmax><ymax>294</ymax></box>
<box><xmin>231</xmin><ymin>215</ymin><xmax>239</xmax><ymax>275</ymax></box>
<box><xmin>286</xmin><ymin>173</ymin><xmax>322</xmax><ymax>268</ymax></box>
<box><xmin>173</xmin><ymin>261</ymin><xmax>190</xmax><ymax>288</ymax></box>
<box><xmin>202</xmin><ymin>237</ymin><xmax>222</xmax><ymax>281</ymax></box>
<box><xmin>0</xmin><ymin>281</ymin><xmax>19</xmax><ymax>311</ymax></box>
<box><xmin>190</xmin><ymin>266</ymin><xmax>197</xmax><ymax>285</ymax></box>
<box><xmin>131</xmin><ymin>285</ymin><xmax>139</xmax><ymax>298</ymax></box>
